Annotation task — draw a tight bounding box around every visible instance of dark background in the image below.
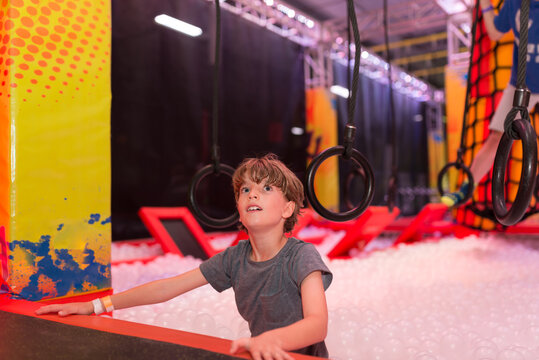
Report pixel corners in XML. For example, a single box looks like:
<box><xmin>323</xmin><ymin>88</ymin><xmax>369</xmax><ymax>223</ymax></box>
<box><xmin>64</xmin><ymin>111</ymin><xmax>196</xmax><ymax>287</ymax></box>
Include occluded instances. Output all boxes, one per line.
<box><xmin>110</xmin><ymin>0</ymin><xmax>429</xmax><ymax>240</ymax></box>
<box><xmin>333</xmin><ymin>62</ymin><xmax>429</xmax><ymax>215</ymax></box>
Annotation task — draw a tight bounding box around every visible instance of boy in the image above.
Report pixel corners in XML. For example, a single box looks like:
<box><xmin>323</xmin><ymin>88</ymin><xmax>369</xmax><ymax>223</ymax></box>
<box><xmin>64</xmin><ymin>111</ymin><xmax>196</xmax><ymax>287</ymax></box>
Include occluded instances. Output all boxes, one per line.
<box><xmin>36</xmin><ymin>153</ymin><xmax>333</xmax><ymax>359</ymax></box>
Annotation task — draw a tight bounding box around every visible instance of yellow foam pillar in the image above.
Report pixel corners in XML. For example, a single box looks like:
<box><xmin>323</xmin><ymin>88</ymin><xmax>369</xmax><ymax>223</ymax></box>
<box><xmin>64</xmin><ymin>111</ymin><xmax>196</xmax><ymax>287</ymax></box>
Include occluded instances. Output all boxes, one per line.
<box><xmin>305</xmin><ymin>88</ymin><xmax>339</xmax><ymax>212</ymax></box>
<box><xmin>0</xmin><ymin>0</ymin><xmax>111</xmax><ymax>300</ymax></box>
<box><xmin>444</xmin><ymin>66</ymin><xmax>467</xmax><ymax>186</ymax></box>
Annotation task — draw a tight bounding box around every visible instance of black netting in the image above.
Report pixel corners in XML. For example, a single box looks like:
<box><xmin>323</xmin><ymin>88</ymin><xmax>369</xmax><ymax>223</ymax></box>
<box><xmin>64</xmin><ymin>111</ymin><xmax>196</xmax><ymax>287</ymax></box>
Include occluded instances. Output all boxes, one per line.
<box><xmin>454</xmin><ymin>0</ymin><xmax>538</xmax><ymax>231</ymax></box>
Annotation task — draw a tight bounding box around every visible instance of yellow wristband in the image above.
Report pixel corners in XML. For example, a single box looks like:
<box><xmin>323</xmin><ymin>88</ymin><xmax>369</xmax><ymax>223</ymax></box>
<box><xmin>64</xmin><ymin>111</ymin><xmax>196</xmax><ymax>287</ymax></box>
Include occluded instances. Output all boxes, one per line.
<box><xmin>101</xmin><ymin>295</ymin><xmax>114</xmax><ymax>312</ymax></box>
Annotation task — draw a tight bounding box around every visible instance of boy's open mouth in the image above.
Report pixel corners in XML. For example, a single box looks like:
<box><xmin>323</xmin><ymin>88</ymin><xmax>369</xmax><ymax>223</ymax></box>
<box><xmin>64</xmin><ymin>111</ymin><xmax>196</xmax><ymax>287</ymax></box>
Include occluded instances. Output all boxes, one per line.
<box><xmin>247</xmin><ymin>206</ymin><xmax>262</xmax><ymax>212</ymax></box>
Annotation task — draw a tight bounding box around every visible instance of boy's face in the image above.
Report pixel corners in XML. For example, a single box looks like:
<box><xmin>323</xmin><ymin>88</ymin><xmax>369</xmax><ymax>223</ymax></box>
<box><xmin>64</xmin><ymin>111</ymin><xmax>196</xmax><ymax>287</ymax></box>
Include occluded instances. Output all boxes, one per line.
<box><xmin>236</xmin><ymin>177</ymin><xmax>294</xmax><ymax>233</ymax></box>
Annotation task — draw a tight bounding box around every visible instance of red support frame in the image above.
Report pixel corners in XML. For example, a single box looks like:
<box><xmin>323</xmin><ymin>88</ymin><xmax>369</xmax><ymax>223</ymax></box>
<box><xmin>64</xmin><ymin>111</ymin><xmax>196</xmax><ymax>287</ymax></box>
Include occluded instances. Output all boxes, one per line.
<box><xmin>326</xmin><ymin>206</ymin><xmax>400</xmax><ymax>258</ymax></box>
<box><xmin>137</xmin><ymin>207</ymin><xmax>219</xmax><ymax>258</ymax></box>
<box><xmin>505</xmin><ymin>220</ymin><xmax>539</xmax><ymax>234</ymax></box>
<box><xmin>392</xmin><ymin>203</ymin><xmax>478</xmax><ymax>245</ymax></box>
<box><xmin>1</xmin><ymin>226</ymin><xmax>9</xmax><ymax>293</ymax></box>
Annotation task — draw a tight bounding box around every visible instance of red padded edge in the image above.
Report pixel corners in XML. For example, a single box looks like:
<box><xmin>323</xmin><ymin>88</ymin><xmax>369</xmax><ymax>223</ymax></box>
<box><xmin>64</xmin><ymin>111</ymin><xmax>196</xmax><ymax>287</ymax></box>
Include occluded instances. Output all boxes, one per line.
<box><xmin>0</xmin><ymin>294</ymin><xmax>321</xmax><ymax>359</ymax></box>
<box><xmin>393</xmin><ymin>203</ymin><xmax>449</xmax><ymax>244</ymax></box>
<box><xmin>1</xmin><ymin>226</ymin><xmax>9</xmax><ymax>293</ymax></box>
<box><xmin>138</xmin><ymin>207</ymin><xmax>218</xmax><ymax>257</ymax></box>
<box><xmin>327</xmin><ymin>206</ymin><xmax>400</xmax><ymax>258</ymax></box>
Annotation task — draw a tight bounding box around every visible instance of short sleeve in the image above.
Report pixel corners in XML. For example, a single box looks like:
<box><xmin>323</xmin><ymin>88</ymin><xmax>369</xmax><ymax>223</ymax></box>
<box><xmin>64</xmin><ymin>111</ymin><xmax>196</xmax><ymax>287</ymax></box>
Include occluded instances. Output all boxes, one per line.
<box><xmin>493</xmin><ymin>0</ymin><xmax>515</xmax><ymax>33</ymax></box>
<box><xmin>290</xmin><ymin>242</ymin><xmax>332</xmax><ymax>291</ymax></box>
<box><xmin>199</xmin><ymin>244</ymin><xmax>237</xmax><ymax>292</ymax></box>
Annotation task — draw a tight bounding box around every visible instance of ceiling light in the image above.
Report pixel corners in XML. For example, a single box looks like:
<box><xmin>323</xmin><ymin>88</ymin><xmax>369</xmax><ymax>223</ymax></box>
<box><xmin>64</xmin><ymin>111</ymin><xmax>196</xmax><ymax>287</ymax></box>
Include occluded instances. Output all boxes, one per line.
<box><xmin>330</xmin><ymin>85</ymin><xmax>349</xmax><ymax>99</ymax></box>
<box><xmin>460</xmin><ymin>23</ymin><xmax>471</xmax><ymax>33</ymax></box>
<box><xmin>291</xmin><ymin>127</ymin><xmax>304</xmax><ymax>135</ymax></box>
<box><xmin>154</xmin><ymin>14</ymin><xmax>203</xmax><ymax>37</ymax></box>
<box><xmin>435</xmin><ymin>0</ymin><xmax>471</xmax><ymax>15</ymax></box>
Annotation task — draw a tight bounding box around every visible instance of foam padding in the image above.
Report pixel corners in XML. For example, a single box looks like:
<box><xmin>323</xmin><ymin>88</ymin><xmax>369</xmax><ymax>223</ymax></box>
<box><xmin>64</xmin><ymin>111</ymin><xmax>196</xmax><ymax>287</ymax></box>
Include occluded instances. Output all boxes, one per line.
<box><xmin>305</xmin><ymin>88</ymin><xmax>339</xmax><ymax>212</ymax></box>
<box><xmin>0</xmin><ymin>295</ymin><xmax>322</xmax><ymax>360</ymax></box>
<box><xmin>0</xmin><ymin>1</ymin><xmax>112</xmax><ymax>300</ymax></box>
<box><xmin>0</xmin><ymin>311</ymin><xmax>242</xmax><ymax>360</ymax></box>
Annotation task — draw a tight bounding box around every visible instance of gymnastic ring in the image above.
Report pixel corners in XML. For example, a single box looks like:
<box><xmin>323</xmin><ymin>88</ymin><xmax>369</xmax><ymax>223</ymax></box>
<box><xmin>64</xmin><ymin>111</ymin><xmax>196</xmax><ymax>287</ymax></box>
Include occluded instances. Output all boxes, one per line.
<box><xmin>344</xmin><ymin>167</ymin><xmax>366</xmax><ymax>210</ymax></box>
<box><xmin>306</xmin><ymin>146</ymin><xmax>374</xmax><ymax>221</ymax></box>
<box><xmin>188</xmin><ymin>163</ymin><xmax>239</xmax><ymax>228</ymax></box>
<box><xmin>492</xmin><ymin>118</ymin><xmax>537</xmax><ymax>226</ymax></box>
<box><xmin>437</xmin><ymin>162</ymin><xmax>474</xmax><ymax>205</ymax></box>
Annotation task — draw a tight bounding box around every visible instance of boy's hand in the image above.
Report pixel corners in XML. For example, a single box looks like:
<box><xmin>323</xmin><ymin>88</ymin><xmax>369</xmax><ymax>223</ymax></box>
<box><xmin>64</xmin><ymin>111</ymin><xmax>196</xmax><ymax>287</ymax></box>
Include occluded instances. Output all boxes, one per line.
<box><xmin>35</xmin><ymin>302</ymin><xmax>93</xmax><ymax>317</ymax></box>
<box><xmin>230</xmin><ymin>333</ymin><xmax>294</xmax><ymax>360</ymax></box>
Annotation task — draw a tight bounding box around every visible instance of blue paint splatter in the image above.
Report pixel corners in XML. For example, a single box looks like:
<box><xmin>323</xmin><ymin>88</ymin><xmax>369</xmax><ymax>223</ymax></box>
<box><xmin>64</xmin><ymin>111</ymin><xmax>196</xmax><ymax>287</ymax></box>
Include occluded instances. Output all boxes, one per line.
<box><xmin>8</xmin><ymin>235</ymin><xmax>110</xmax><ymax>301</ymax></box>
<box><xmin>64</xmin><ymin>197</ymin><xmax>67</xmax><ymax>200</ymax></box>
<box><xmin>57</xmin><ymin>224</ymin><xmax>64</xmax><ymax>231</ymax></box>
<box><xmin>100</xmin><ymin>217</ymin><xmax>111</xmax><ymax>225</ymax></box>
<box><xmin>88</xmin><ymin>213</ymin><xmax>100</xmax><ymax>224</ymax></box>
<box><xmin>9</xmin><ymin>235</ymin><xmax>51</xmax><ymax>259</ymax></box>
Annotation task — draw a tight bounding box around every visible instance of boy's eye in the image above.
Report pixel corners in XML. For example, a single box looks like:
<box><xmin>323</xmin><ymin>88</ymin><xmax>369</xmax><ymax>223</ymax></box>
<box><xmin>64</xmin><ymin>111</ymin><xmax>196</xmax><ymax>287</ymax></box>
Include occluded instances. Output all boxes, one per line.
<box><xmin>263</xmin><ymin>185</ymin><xmax>272</xmax><ymax>191</ymax></box>
<box><xmin>240</xmin><ymin>187</ymin><xmax>249</xmax><ymax>193</ymax></box>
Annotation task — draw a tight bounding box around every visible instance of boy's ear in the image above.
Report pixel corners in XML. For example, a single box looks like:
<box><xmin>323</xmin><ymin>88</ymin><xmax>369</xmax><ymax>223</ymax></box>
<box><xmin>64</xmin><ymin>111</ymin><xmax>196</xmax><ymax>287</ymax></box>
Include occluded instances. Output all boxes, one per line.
<box><xmin>282</xmin><ymin>201</ymin><xmax>295</xmax><ymax>219</ymax></box>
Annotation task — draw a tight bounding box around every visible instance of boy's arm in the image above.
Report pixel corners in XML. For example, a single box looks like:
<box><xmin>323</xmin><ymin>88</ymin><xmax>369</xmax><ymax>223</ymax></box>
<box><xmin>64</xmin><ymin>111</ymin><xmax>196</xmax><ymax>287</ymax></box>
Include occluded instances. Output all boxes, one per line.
<box><xmin>231</xmin><ymin>271</ymin><xmax>328</xmax><ymax>359</ymax></box>
<box><xmin>480</xmin><ymin>0</ymin><xmax>505</xmax><ymax>41</ymax></box>
<box><xmin>111</xmin><ymin>267</ymin><xmax>208</xmax><ymax>310</ymax></box>
<box><xmin>36</xmin><ymin>267</ymin><xmax>208</xmax><ymax>316</ymax></box>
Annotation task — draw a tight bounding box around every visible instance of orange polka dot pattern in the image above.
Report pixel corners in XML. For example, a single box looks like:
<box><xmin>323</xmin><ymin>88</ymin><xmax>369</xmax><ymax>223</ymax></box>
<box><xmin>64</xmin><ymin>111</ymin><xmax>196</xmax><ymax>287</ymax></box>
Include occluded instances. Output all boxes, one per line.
<box><xmin>0</xmin><ymin>0</ymin><xmax>111</xmax><ymax>103</ymax></box>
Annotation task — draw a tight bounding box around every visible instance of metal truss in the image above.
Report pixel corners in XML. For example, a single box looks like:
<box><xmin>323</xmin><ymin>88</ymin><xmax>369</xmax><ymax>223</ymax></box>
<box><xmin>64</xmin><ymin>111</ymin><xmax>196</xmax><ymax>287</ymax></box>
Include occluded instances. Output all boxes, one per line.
<box><xmin>208</xmin><ymin>0</ymin><xmax>443</xmax><ymax>99</ymax></box>
<box><xmin>209</xmin><ymin>0</ymin><xmax>323</xmax><ymax>47</ymax></box>
<box><xmin>323</xmin><ymin>0</ymin><xmax>448</xmax><ymax>42</ymax></box>
<box><xmin>304</xmin><ymin>46</ymin><xmax>333</xmax><ymax>89</ymax></box>
<box><xmin>446</xmin><ymin>11</ymin><xmax>472</xmax><ymax>71</ymax></box>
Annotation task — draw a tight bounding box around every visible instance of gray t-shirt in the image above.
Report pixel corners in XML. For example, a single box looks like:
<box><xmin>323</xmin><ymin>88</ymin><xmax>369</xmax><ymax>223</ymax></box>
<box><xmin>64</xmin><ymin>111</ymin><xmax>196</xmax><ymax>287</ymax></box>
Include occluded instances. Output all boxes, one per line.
<box><xmin>199</xmin><ymin>237</ymin><xmax>333</xmax><ymax>358</ymax></box>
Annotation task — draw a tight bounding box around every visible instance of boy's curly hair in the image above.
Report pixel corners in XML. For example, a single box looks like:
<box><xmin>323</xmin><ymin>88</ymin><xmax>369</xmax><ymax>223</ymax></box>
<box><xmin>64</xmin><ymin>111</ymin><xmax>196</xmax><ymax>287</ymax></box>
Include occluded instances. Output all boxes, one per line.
<box><xmin>232</xmin><ymin>153</ymin><xmax>304</xmax><ymax>234</ymax></box>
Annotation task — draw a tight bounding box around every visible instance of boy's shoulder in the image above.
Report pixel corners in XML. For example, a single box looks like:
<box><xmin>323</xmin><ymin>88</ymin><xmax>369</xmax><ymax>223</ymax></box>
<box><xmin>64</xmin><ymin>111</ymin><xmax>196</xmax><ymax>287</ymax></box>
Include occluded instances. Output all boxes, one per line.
<box><xmin>288</xmin><ymin>237</ymin><xmax>314</xmax><ymax>246</ymax></box>
<box><xmin>283</xmin><ymin>237</ymin><xmax>318</xmax><ymax>256</ymax></box>
<box><xmin>232</xmin><ymin>239</ymin><xmax>251</xmax><ymax>252</ymax></box>
<box><xmin>287</xmin><ymin>237</ymin><xmax>310</xmax><ymax>247</ymax></box>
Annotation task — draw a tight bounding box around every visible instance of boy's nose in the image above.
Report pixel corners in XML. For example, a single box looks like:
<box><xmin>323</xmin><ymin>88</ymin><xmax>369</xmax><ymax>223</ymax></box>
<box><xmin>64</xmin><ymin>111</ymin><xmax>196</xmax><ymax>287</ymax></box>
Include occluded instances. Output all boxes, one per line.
<box><xmin>249</xmin><ymin>192</ymin><xmax>258</xmax><ymax>199</ymax></box>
